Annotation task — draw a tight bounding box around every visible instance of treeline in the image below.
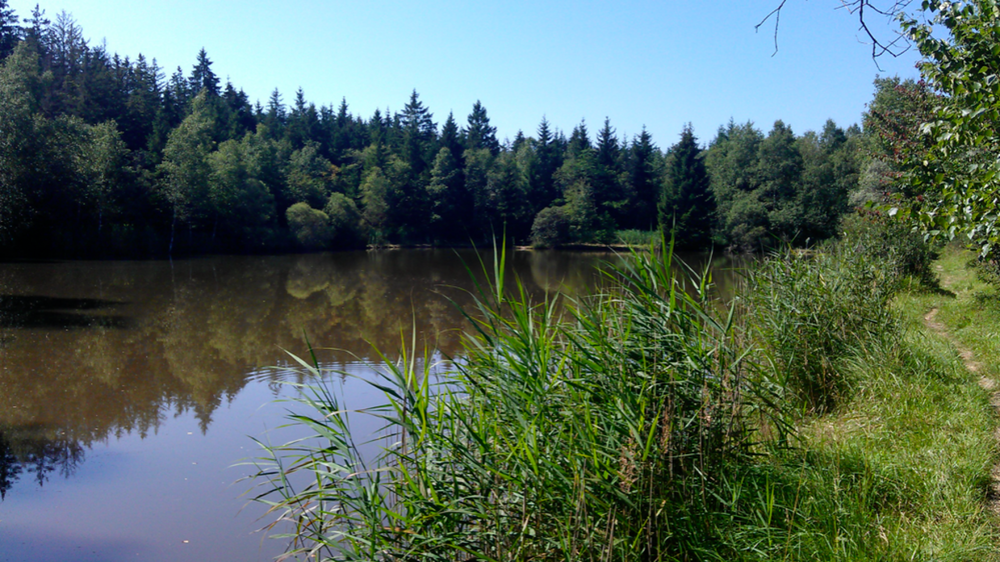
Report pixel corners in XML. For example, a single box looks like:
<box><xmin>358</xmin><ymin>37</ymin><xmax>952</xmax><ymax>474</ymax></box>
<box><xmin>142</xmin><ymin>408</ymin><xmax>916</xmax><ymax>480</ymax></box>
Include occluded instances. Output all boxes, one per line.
<box><xmin>0</xmin><ymin>4</ymin><xmax>861</xmax><ymax>256</ymax></box>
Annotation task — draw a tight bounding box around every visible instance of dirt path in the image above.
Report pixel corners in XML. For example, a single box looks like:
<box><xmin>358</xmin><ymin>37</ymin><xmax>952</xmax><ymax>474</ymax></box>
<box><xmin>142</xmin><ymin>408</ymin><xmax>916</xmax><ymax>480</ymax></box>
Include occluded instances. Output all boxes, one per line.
<box><xmin>923</xmin><ymin>307</ymin><xmax>1000</xmax><ymax>514</ymax></box>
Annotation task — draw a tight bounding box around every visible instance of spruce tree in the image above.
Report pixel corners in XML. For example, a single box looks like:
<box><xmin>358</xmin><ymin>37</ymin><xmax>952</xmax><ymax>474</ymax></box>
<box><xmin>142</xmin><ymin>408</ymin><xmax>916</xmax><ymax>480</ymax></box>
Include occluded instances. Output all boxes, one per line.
<box><xmin>567</xmin><ymin>120</ymin><xmax>591</xmax><ymax>156</ymax></box>
<box><xmin>439</xmin><ymin>112</ymin><xmax>463</xmax><ymax>161</ymax></box>
<box><xmin>463</xmin><ymin>100</ymin><xmax>499</xmax><ymax>155</ymax></box>
<box><xmin>594</xmin><ymin>117</ymin><xmax>626</xmax><ymax>225</ymax></box>
<box><xmin>659</xmin><ymin>124</ymin><xmax>714</xmax><ymax>249</ymax></box>
<box><xmin>22</xmin><ymin>4</ymin><xmax>47</xmax><ymax>54</ymax></box>
<box><xmin>531</xmin><ymin>116</ymin><xmax>560</xmax><ymax>213</ymax></box>
<box><xmin>628</xmin><ymin>127</ymin><xmax>659</xmax><ymax>230</ymax></box>
<box><xmin>0</xmin><ymin>0</ymin><xmax>19</xmax><ymax>61</ymax></box>
<box><xmin>399</xmin><ymin>89</ymin><xmax>435</xmax><ymax>176</ymax></box>
<box><xmin>189</xmin><ymin>48</ymin><xmax>219</xmax><ymax>96</ymax></box>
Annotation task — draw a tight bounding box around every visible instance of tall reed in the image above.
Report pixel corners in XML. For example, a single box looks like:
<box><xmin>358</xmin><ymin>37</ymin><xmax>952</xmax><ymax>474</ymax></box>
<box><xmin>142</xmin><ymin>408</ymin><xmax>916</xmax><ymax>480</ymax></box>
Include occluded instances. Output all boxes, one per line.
<box><xmin>248</xmin><ymin>223</ymin><xmax>941</xmax><ymax>561</ymax></box>
<box><xmin>248</xmin><ymin>239</ymin><xmax>781</xmax><ymax>561</ymax></box>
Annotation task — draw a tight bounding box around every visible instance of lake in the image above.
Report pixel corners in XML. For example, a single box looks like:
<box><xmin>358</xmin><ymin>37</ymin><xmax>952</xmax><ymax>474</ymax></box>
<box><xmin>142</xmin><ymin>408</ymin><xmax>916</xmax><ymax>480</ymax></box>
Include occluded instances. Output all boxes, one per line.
<box><xmin>0</xmin><ymin>249</ymin><xmax>738</xmax><ymax>562</ymax></box>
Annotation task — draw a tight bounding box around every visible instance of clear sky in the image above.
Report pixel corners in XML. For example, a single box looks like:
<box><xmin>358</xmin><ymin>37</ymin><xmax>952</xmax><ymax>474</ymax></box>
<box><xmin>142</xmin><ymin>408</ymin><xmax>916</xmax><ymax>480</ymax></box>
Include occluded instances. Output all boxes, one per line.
<box><xmin>6</xmin><ymin>0</ymin><xmax>924</xmax><ymax>146</ymax></box>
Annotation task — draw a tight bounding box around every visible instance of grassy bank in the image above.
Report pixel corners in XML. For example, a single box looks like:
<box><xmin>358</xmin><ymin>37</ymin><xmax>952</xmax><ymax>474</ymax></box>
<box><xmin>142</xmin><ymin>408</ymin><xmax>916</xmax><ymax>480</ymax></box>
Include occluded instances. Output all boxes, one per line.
<box><xmin>251</xmin><ymin>228</ymin><xmax>1000</xmax><ymax>561</ymax></box>
<box><xmin>734</xmin><ymin>241</ymin><xmax>999</xmax><ymax>560</ymax></box>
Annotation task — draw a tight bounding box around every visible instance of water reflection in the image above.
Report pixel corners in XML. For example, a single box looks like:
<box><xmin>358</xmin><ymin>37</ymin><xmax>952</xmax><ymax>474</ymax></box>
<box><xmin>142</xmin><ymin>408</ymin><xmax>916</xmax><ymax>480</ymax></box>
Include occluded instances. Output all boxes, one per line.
<box><xmin>0</xmin><ymin>295</ymin><xmax>131</xmax><ymax>329</ymax></box>
<box><xmin>0</xmin><ymin>427</ymin><xmax>85</xmax><ymax>499</ymax></box>
<box><xmin>0</xmin><ymin>250</ymin><xmax>628</xmax><ymax>498</ymax></box>
<box><xmin>0</xmin><ymin>249</ymin><xmax>744</xmax><ymax>504</ymax></box>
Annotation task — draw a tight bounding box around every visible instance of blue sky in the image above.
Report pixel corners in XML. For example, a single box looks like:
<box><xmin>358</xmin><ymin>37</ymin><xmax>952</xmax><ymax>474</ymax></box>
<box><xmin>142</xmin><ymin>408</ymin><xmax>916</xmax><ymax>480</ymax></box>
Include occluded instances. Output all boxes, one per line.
<box><xmin>7</xmin><ymin>0</ymin><xmax>924</xmax><ymax>146</ymax></box>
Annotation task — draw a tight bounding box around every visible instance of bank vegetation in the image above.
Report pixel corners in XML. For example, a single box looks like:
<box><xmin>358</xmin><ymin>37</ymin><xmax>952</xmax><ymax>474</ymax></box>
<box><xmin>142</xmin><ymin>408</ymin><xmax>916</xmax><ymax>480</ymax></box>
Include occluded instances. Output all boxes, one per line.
<box><xmin>250</xmin><ymin>217</ymin><xmax>999</xmax><ymax>561</ymax></box>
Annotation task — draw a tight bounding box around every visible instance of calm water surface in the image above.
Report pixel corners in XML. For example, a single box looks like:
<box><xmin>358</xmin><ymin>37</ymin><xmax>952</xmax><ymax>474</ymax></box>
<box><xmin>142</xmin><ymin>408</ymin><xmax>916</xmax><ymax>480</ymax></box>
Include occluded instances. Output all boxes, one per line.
<box><xmin>0</xmin><ymin>249</ymin><xmax>737</xmax><ymax>562</ymax></box>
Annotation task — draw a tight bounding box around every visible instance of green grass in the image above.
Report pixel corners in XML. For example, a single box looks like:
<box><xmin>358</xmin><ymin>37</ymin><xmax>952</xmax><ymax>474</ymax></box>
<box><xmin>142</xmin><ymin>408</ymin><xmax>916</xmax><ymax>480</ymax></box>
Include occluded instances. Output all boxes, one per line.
<box><xmin>615</xmin><ymin>229</ymin><xmax>659</xmax><ymax>247</ymax></box>
<box><xmin>248</xmin><ymin>232</ymin><xmax>1000</xmax><ymax>561</ymax></box>
<box><xmin>754</xmin><ymin>242</ymin><xmax>999</xmax><ymax>560</ymax></box>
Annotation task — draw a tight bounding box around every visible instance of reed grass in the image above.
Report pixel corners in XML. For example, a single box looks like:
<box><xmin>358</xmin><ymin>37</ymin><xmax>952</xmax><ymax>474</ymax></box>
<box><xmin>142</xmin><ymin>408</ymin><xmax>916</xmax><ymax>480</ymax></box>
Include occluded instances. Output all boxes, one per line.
<box><xmin>615</xmin><ymin>229</ymin><xmax>659</xmax><ymax>247</ymax></box>
<box><xmin>248</xmin><ymin>226</ymin><xmax>1000</xmax><ymax>561</ymax></box>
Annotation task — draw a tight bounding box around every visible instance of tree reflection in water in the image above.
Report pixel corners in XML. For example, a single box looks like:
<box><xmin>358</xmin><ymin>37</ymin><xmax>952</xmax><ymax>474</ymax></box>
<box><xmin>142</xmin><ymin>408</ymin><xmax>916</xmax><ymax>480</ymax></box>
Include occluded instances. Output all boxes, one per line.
<box><xmin>0</xmin><ymin>250</ymin><xmax>675</xmax><ymax>497</ymax></box>
<box><xmin>0</xmin><ymin>426</ymin><xmax>85</xmax><ymax>500</ymax></box>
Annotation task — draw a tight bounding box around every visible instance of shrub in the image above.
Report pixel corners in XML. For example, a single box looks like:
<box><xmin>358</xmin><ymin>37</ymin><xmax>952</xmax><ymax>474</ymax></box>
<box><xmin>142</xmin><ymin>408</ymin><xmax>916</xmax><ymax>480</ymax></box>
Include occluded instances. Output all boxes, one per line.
<box><xmin>286</xmin><ymin>202</ymin><xmax>332</xmax><ymax>250</ymax></box>
<box><xmin>323</xmin><ymin>193</ymin><xmax>365</xmax><ymax>248</ymax></box>
<box><xmin>530</xmin><ymin>205</ymin><xmax>571</xmax><ymax>248</ymax></box>
<box><xmin>839</xmin><ymin>213</ymin><xmax>940</xmax><ymax>289</ymax></box>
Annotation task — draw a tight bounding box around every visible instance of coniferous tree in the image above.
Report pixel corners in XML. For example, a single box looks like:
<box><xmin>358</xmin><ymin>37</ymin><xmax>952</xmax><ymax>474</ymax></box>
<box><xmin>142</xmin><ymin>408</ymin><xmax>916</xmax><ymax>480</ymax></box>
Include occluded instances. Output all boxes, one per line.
<box><xmin>223</xmin><ymin>81</ymin><xmax>255</xmax><ymax>139</ymax></box>
<box><xmin>567</xmin><ymin>120</ymin><xmax>591</xmax><ymax>156</ymax></box>
<box><xmin>167</xmin><ymin>66</ymin><xmax>190</xmax><ymax>109</ymax></box>
<box><xmin>594</xmin><ymin>117</ymin><xmax>627</xmax><ymax>226</ymax></box>
<box><xmin>530</xmin><ymin>116</ymin><xmax>561</xmax><ymax>214</ymax></box>
<box><xmin>286</xmin><ymin>87</ymin><xmax>318</xmax><ymax>149</ymax></box>
<box><xmin>330</xmin><ymin>98</ymin><xmax>354</xmax><ymax>163</ymax></box>
<box><xmin>659</xmin><ymin>124</ymin><xmax>714</xmax><ymax>249</ymax></box>
<box><xmin>120</xmin><ymin>54</ymin><xmax>161</xmax><ymax>151</ymax></box>
<box><xmin>399</xmin><ymin>89</ymin><xmax>435</xmax><ymax>174</ymax></box>
<box><xmin>627</xmin><ymin>127</ymin><xmax>660</xmax><ymax>230</ymax></box>
<box><xmin>0</xmin><ymin>6</ymin><xmax>869</xmax><ymax>255</ymax></box>
<box><xmin>0</xmin><ymin>0</ymin><xmax>19</xmax><ymax>60</ymax></box>
<box><xmin>22</xmin><ymin>4</ymin><xmax>48</xmax><ymax>55</ymax></box>
<box><xmin>463</xmin><ymin>100</ymin><xmax>499</xmax><ymax>155</ymax></box>
<box><xmin>511</xmin><ymin>130</ymin><xmax>527</xmax><ymax>153</ymax></box>
<box><xmin>439</xmin><ymin>112</ymin><xmax>463</xmax><ymax>161</ymax></box>
<box><xmin>263</xmin><ymin>88</ymin><xmax>285</xmax><ymax>138</ymax></box>
<box><xmin>189</xmin><ymin>48</ymin><xmax>219</xmax><ymax>96</ymax></box>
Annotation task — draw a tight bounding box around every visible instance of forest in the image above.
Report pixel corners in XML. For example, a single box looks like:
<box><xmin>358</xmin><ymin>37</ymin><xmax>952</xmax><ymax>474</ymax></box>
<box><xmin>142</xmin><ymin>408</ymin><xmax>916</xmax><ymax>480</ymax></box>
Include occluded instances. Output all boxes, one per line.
<box><xmin>0</xmin><ymin>3</ymin><xmax>874</xmax><ymax>257</ymax></box>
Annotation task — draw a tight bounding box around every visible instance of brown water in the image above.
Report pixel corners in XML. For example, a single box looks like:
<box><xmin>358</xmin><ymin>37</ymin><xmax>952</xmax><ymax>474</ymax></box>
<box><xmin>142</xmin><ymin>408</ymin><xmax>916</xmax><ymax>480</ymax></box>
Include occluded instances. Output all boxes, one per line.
<box><xmin>0</xmin><ymin>249</ymin><xmax>738</xmax><ymax>562</ymax></box>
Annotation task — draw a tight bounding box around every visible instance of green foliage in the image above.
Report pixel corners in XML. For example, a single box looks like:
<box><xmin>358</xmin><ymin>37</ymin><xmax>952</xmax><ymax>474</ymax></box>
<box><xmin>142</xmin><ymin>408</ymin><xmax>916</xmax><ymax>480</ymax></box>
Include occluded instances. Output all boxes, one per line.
<box><xmin>0</xmin><ymin>5</ymin><xmax>868</xmax><ymax>254</ymax></box>
<box><xmin>483</xmin><ymin>151</ymin><xmax>533</xmax><ymax>239</ymax></box>
<box><xmin>286</xmin><ymin>141</ymin><xmax>333</xmax><ymax>209</ymax></box>
<box><xmin>322</xmin><ymin>192</ymin><xmax>365</xmax><ymax>248</ymax></box>
<box><xmin>464</xmin><ymin>100</ymin><xmax>499</xmax><ymax>155</ymax></box>
<box><xmin>862</xmin><ymin>77</ymin><xmax>937</xmax><ymax>172</ymax></box>
<box><xmin>0</xmin><ymin>42</ymin><xmax>44</xmax><ymax>240</ymax></box>
<box><xmin>707</xmin><ymin>119</ymin><xmax>858</xmax><ymax>251</ymax></box>
<box><xmin>250</xmin><ymin>229</ymin><xmax>1000</xmax><ymax>560</ymax></box>
<box><xmin>158</xmin><ymin>92</ymin><xmax>217</xmax><ymax>232</ymax></box>
<box><xmin>529</xmin><ymin>205</ymin><xmax>571</xmax><ymax>248</ymax></box>
<box><xmin>742</xmin><ymin>216</ymin><xmax>934</xmax><ymax>413</ymax></box>
<box><xmin>706</xmin><ymin>120</ymin><xmax>767</xmax><ymax>249</ymax></box>
<box><xmin>426</xmin><ymin>146</ymin><xmax>469</xmax><ymax>242</ymax></box>
<box><xmin>840</xmin><ymin>213</ymin><xmax>940</xmax><ymax>288</ymax></box>
<box><xmin>659</xmin><ymin>124</ymin><xmax>714</xmax><ymax>248</ymax></box>
<box><xmin>360</xmin><ymin>167</ymin><xmax>390</xmax><ymax>244</ymax></box>
<box><xmin>285</xmin><ymin>202</ymin><xmax>331</xmax><ymax>250</ymax></box>
<box><xmin>626</xmin><ymin>128</ymin><xmax>661</xmax><ymax>231</ymax></box>
<box><xmin>615</xmin><ymin>229</ymin><xmax>657</xmax><ymax>247</ymax></box>
<box><xmin>207</xmin><ymin>137</ymin><xmax>274</xmax><ymax>244</ymax></box>
<box><xmin>899</xmin><ymin>0</ymin><xmax>1000</xmax><ymax>258</ymax></box>
<box><xmin>794</xmin><ymin>122</ymin><xmax>857</xmax><ymax>240</ymax></box>
<box><xmin>250</xmin><ymin>241</ymin><xmax>769</xmax><ymax>560</ymax></box>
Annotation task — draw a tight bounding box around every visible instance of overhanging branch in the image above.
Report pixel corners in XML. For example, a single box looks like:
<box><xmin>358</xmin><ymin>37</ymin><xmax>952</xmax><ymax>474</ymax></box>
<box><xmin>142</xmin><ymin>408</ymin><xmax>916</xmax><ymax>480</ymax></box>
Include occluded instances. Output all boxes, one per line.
<box><xmin>758</xmin><ymin>0</ymin><xmax>914</xmax><ymax>67</ymax></box>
